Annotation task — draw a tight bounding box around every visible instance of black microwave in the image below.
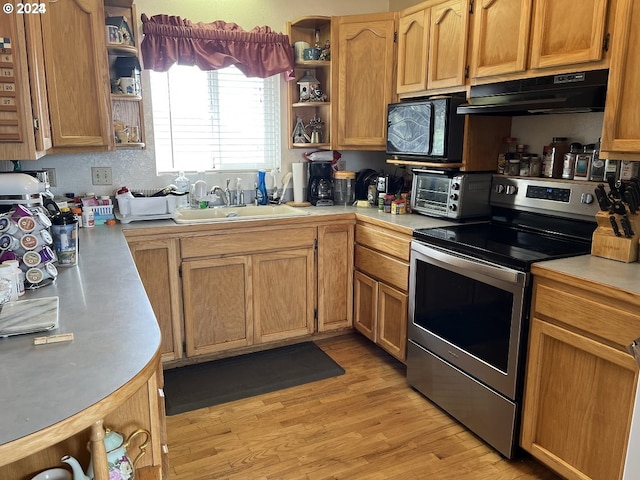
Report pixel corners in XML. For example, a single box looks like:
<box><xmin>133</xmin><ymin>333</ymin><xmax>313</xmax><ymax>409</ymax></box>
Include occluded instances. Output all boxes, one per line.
<box><xmin>386</xmin><ymin>96</ymin><xmax>465</xmax><ymax>162</ymax></box>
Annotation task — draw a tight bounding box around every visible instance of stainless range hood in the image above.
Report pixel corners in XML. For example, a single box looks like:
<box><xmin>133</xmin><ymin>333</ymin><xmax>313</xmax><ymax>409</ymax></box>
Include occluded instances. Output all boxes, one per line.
<box><xmin>457</xmin><ymin>69</ymin><xmax>609</xmax><ymax>116</ymax></box>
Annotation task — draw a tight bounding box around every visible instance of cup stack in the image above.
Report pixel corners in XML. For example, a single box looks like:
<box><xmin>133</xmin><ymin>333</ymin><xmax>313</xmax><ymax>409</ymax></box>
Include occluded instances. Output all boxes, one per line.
<box><xmin>0</xmin><ymin>205</ymin><xmax>58</xmax><ymax>290</ymax></box>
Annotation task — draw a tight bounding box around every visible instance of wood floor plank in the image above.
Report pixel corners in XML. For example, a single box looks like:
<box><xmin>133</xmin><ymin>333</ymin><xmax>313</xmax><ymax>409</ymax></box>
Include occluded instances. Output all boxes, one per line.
<box><xmin>167</xmin><ymin>334</ymin><xmax>560</xmax><ymax>479</ymax></box>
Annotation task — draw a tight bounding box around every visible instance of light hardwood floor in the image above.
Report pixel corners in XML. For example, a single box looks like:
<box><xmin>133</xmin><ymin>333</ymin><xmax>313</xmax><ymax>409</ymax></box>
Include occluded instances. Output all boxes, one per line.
<box><xmin>166</xmin><ymin>334</ymin><xmax>560</xmax><ymax>479</ymax></box>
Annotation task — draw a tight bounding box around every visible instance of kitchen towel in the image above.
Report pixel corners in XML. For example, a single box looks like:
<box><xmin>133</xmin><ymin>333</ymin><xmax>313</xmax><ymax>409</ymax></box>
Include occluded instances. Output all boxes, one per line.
<box><xmin>163</xmin><ymin>342</ymin><xmax>344</xmax><ymax>415</ymax></box>
<box><xmin>292</xmin><ymin>162</ymin><xmax>306</xmax><ymax>203</ymax></box>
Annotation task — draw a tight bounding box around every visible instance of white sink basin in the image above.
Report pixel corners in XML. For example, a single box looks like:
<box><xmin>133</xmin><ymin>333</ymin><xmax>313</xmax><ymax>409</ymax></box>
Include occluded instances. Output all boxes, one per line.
<box><xmin>173</xmin><ymin>204</ymin><xmax>311</xmax><ymax>224</ymax></box>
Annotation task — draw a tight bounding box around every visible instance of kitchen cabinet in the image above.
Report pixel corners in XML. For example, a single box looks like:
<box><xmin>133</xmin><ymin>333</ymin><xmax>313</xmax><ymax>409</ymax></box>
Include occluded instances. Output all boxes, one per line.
<box><xmin>317</xmin><ymin>223</ymin><xmax>354</xmax><ymax>332</ymax></box>
<box><xmin>286</xmin><ymin>17</ymin><xmax>333</xmax><ymax>149</ymax></box>
<box><xmin>353</xmin><ymin>221</ymin><xmax>411</xmax><ymax>362</ymax></box>
<box><xmin>180</xmin><ymin>226</ymin><xmax>316</xmax><ymax>358</ymax></box>
<box><xmin>0</xmin><ymin>8</ymin><xmax>51</xmax><ymax>159</ymax></box>
<box><xmin>334</xmin><ymin>12</ymin><xmax>397</xmax><ymax>150</ymax></box>
<box><xmin>600</xmin><ymin>0</ymin><xmax>640</xmax><ymax>159</ymax></box>
<box><xmin>128</xmin><ymin>238</ymin><xmax>184</xmax><ymax>362</ymax></box>
<box><xmin>468</xmin><ymin>0</ymin><xmax>532</xmax><ymax>79</ymax></box>
<box><xmin>469</xmin><ymin>0</ymin><xmax>611</xmax><ymax>82</ymax></box>
<box><xmin>396</xmin><ymin>0</ymin><xmax>469</xmax><ymax>96</ymax></box>
<box><xmin>521</xmin><ymin>268</ymin><xmax>639</xmax><ymax>480</ymax></box>
<box><xmin>41</xmin><ymin>0</ymin><xmax>113</xmax><ymax>150</ymax></box>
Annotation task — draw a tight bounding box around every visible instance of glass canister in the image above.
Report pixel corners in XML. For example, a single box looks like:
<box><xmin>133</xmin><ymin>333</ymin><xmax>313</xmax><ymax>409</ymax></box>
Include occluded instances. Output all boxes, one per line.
<box><xmin>333</xmin><ymin>171</ymin><xmax>356</xmax><ymax>205</ymax></box>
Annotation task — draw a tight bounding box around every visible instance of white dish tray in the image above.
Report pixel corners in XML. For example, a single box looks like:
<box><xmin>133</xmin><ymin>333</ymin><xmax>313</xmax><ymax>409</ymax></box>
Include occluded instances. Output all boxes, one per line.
<box><xmin>0</xmin><ymin>296</ymin><xmax>59</xmax><ymax>337</ymax></box>
<box><xmin>116</xmin><ymin>195</ymin><xmax>177</xmax><ymax>219</ymax></box>
<box><xmin>115</xmin><ymin>210</ymin><xmax>176</xmax><ymax>224</ymax></box>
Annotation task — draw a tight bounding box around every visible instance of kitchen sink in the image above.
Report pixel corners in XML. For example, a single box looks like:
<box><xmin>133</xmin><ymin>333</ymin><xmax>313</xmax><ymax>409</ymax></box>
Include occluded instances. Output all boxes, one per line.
<box><xmin>173</xmin><ymin>204</ymin><xmax>311</xmax><ymax>223</ymax></box>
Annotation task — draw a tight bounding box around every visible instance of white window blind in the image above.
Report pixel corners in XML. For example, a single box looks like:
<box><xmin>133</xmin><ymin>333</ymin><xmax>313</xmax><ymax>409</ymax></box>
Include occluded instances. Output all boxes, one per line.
<box><xmin>150</xmin><ymin>64</ymin><xmax>281</xmax><ymax>173</ymax></box>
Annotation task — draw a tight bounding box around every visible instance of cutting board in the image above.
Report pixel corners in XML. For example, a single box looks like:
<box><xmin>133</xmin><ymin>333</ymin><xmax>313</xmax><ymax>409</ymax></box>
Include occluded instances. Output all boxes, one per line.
<box><xmin>0</xmin><ymin>296</ymin><xmax>59</xmax><ymax>337</ymax></box>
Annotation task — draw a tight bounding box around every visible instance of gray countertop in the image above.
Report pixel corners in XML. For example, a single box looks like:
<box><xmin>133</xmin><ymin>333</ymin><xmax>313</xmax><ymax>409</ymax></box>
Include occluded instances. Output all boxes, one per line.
<box><xmin>0</xmin><ymin>225</ymin><xmax>160</xmax><ymax>449</ymax></box>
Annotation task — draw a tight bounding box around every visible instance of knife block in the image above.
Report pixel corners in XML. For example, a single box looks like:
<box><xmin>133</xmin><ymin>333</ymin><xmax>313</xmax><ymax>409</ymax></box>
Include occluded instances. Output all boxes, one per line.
<box><xmin>591</xmin><ymin>211</ymin><xmax>640</xmax><ymax>262</ymax></box>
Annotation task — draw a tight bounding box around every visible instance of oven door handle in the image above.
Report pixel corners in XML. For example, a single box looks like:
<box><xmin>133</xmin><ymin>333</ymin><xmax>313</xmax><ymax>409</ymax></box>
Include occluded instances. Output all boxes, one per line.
<box><xmin>411</xmin><ymin>241</ymin><xmax>527</xmax><ymax>286</ymax></box>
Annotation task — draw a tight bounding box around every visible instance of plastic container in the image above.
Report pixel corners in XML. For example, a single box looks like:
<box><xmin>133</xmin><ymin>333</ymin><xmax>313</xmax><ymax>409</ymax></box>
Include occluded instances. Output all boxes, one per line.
<box><xmin>52</xmin><ymin>210</ymin><xmax>78</xmax><ymax>267</ymax></box>
<box><xmin>0</xmin><ymin>263</ymin><xmax>18</xmax><ymax>303</ymax></box>
<box><xmin>542</xmin><ymin>137</ymin><xmax>569</xmax><ymax>178</ymax></box>
<box><xmin>174</xmin><ymin>171</ymin><xmax>190</xmax><ymax>208</ymax></box>
<box><xmin>333</xmin><ymin>171</ymin><xmax>356</xmax><ymax>205</ymax></box>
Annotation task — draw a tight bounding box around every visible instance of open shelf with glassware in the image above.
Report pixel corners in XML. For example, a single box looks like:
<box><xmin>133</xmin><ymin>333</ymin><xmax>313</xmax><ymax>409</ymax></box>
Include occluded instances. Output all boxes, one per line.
<box><xmin>287</xmin><ymin>17</ymin><xmax>333</xmax><ymax>149</ymax></box>
<box><xmin>104</xmin><ymin>0</ymin><xmax>145</xmax><ymax>149</ymax></box>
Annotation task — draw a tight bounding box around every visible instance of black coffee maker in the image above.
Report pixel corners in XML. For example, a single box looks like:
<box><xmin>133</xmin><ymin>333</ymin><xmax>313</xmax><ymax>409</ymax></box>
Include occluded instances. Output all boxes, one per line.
<box><xmin>308</xmin><ymin>161</ymin><xmax>333</xmax><ymax>206</ymax></box>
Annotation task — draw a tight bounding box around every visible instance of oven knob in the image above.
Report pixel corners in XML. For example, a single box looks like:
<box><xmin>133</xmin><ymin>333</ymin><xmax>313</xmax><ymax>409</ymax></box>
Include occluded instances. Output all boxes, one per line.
<box><xmin>494</xmin><ymin>184</ymin><xmax>505</xmax><ymax>194</ymax></box>
<box><xmin>449</xmin><ymin>204</ymin><xmax>457</xmax><ymax>211</ymax></box>
<box><xmin>451</xmin><ymin>182</ymin><xmax>460</xmax><ymax>190</ymax></box>
<box><xmin>450</xmin><ymin>193</ymin><xmax>459</xmax><ymax>201</ymax></box>
<box><xmin>581</xmin><ymin>192</ymin><xmax>594</xmax><ymax>204</ymax></box>
<box><xmin>505</xmin><ymin>185</ymin><xmax>518</xmax><ymax>195</ymax></box>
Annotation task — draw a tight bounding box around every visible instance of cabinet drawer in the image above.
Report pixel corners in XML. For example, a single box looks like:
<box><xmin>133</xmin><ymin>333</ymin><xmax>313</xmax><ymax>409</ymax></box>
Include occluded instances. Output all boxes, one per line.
<box><xmin>355</xmin><ymin>224</ymin><xmax>412</xmax><ymax>261</ymax></box>
<box><xmin>355</xmin><ymin>244</ymin><xmax>409</xmax><ymax>292</ymax></box>
<box><xmin>534</xmin><ymin>282</ymin><xmax>640</xmax><ymax>347</ymax></box>
<box><xmin>181</xmin><ymin>227</ymin><xmax>316</xmax><ymax>259</ymax></box>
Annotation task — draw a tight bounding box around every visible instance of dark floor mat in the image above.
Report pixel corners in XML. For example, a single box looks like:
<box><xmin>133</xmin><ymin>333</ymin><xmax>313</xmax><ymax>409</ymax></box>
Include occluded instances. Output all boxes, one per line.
<box><xmin>163</xmin><ymin>342</ymin><xmax>345</xmax><ymax>415</ymax></box>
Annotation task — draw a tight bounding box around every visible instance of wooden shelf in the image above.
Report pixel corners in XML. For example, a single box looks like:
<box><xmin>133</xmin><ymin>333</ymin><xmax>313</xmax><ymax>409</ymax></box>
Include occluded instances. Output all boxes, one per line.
<box><xmin>295</xmin><ymin>60</ymin><xmax>331</xmax><ymax>68</ymax></box>
<box><xmin>107</xmin><ymin>44</ymin><xmax>138</xmax><ymax>56</ymax></box>
<box><xmin>292</xmin><ymin>102</ymin><xmax>331</xmax><ymax>108</ymax></box>
<box><xmin>111</xmin><ymin>93</ymin><xmax>142</xmax><ymax>101</ymax></box>
<box><xmin>116</xmin><ymin>142</ymin><xmax>145</xmax><ymax>149</ymax></box>
<box><xmin>293</xmin><ymin>142</ymin><xmax>330</xmax><ymax>148</ymax></box>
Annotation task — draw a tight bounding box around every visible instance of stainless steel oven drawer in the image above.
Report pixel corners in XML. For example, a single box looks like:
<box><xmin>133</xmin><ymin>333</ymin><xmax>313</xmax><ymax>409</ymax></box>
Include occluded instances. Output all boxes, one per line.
<box><xmin>407</xmin><ymin>340</ymin><xmax>518</xmax><ymax>458</ymax></box>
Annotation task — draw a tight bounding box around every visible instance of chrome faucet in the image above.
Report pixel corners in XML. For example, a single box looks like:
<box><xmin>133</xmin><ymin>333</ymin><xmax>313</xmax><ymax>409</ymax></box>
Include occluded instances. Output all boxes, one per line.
<box><xmin>224</xmin><ymin>178</ymin><xmax>233</xmax><ymax>206</ymax></box>
<box><xmin>210</xmin><ymin>186</ymin><xmax>230</xmax><ymax>206</ymax></box>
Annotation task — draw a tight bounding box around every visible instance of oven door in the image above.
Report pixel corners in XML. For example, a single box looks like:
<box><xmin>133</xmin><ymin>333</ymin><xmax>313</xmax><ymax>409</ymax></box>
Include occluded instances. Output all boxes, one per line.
<box><xmin>408</xmin><ymin>240</ymin><xmax>529</xmax><ymax>400</ymax></box>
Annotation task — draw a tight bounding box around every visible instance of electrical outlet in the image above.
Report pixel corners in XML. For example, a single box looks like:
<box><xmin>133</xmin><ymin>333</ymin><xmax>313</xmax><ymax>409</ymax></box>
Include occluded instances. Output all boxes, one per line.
<box><xmin>42</xmin><ymin>168</ymin><xmax>56</xmax><ymax>187</ymax></box>
<box><xmin>91</xmin><ymin>167</ymin><xmax>112</xmax><ymax>185</ymax></box>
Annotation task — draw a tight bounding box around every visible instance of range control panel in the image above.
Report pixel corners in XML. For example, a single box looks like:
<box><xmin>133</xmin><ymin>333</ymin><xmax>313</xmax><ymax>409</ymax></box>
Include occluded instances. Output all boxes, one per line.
<box><xmin>490</xmin><ymin>176</ymin><xmax>600</xmax><ymax>221</ymax></box>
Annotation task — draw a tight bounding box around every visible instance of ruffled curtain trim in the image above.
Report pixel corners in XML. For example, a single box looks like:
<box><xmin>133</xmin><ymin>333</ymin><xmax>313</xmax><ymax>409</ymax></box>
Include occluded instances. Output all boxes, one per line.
<box><xmin>140</xmin><ymin>14</ymin><xmax>295</xmax><ymax>80</ymax></box>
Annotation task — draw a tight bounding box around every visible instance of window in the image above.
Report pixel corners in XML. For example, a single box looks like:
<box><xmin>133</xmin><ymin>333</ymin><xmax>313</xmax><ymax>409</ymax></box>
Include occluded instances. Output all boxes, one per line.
<box><xmin>150</xmin><ymin>65</ymin><xmax>281</xmax><ymax>173</ymax></box>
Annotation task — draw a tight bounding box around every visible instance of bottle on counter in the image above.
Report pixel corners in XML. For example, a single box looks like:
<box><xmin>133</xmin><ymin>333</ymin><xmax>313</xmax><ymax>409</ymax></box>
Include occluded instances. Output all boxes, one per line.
<box><xmin>562</xmin><ymin>142</ymin><xmax>583</xmax><ymax>179</ymax></box>
<box><xmin>589</xmin><ymin>138</ymin><xmax>605</xmax><ymax>182</ymax></box>
<box><xmin>52</xmin><ymin>207</ymin><xmax>78</xmax><ymax>267</ymax></box>
<box><xmin>256</xmin><ymin>170</ymin><xmax>268</xmax><ymax>205</ymax></box>
<box><xmin>174</xmin><ymin>171</ymin><xmax>190</xmax><ymax>208</ymax></box>
<box><xmin>543</xmin><ymin>137</ymin><xmax>569</xmax><ymax>178</ymax></box>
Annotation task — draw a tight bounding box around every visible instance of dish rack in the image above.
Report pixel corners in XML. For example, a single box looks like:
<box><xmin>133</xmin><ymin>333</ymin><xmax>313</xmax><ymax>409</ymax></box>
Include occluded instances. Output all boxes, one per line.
<box><xmin>116</xmin><ymin>189</ymin><xmax>178</xmax><ymax>223</ymax></box>
<box><xmin>84</xmin><ymin>205</ymin><xmax>115</xmax><ymax>225</ymax></box>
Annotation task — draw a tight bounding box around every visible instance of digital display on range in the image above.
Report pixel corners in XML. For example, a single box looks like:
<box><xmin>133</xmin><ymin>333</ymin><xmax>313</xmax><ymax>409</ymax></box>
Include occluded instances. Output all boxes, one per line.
<box><xmin>526</xmin><ymin>185</ymin><xmax>571</xmax><ymax>202</ymax></box>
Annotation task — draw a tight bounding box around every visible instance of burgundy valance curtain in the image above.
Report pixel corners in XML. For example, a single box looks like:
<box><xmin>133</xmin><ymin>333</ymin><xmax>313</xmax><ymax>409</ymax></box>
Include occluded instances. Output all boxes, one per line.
<box><xmin>140</xmin><ymin>14</ymin><xmax>295</xmax><ymax>80</ymax></box>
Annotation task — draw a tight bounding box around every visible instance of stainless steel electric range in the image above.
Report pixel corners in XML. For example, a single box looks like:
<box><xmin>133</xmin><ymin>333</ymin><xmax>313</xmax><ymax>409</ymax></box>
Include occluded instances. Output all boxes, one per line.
<box><xmin>407</xmin><ymin>176</ymin><xmax>600</xmax><ymax>458</ymax></box>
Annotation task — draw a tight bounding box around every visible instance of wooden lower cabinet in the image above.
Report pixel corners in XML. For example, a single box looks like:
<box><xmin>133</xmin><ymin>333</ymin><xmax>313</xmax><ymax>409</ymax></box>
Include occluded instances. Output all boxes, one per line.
<box><xmin>182</xmin><ymin>256</ymin><xmax>253</xmax><ymax>356</ymax></box>
<box><xmin>353</xmin><ymin>222</ymin><xmax>412</xmax><ymax>362</ymax></box>
<box><xmin>354</xmin><ymin>271</ymin><xmax>408</xmax><ymax>362</ymax></box>
<box><xmin>521</xmin><ymin>271</ymin><xmax>639</xmax><ymax>480</ymax></box>
<box><xmin>128</xmin><ymin>239</ymin><xmax>183</xmax><ymax>362</ymax></box>
<box><xmin>317</xmin><ymin>224</ymin><xmax>354</xmax><ymax>332</ymax></box>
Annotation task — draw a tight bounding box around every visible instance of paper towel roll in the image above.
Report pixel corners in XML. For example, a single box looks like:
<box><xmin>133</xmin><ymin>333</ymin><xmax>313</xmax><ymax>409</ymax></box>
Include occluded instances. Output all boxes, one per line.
<box><xmin>292</xmin><ymin>162</ymin><xmax>306</xmax><ymax>203</ymax></box>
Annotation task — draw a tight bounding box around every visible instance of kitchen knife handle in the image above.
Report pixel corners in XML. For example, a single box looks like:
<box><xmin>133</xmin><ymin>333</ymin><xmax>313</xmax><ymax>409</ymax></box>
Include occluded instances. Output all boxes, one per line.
<box><xmin>620</xmin><ymin>215</ymin><xmax>635</xmax><ymax>238</ymax></box>
<box><xmin>624</xmin><ymin>190</ymin><xmax>638</xmax><ymax>213</ymax></box>
<box><xmin>610</xmin><ymin>215</ymin><xmax>622</xmax><ymax>237</ymax></box>
<box><xmin>595</xmin><ymin>184</ymin><xmax>611</xmax><ymax>211</ymax></box>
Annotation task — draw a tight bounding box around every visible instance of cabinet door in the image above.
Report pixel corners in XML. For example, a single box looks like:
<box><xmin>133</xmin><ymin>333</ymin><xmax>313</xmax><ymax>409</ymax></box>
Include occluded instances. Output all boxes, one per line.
<box><xmin>253</xmin><ymin>249</ymin><xmax>315</xmax><ymax>344</ymax></box>
<box><xmin>317</xmin><ymin>224</ymin><xmax>354</xmax><ymax>332</ymax></box>
<box><xmin>129</xmin><ymin>239</ymin><xmax>183</xmax><ymax>362</ymax></box>
<box><xmin>353</xmin><ymin>271</ymin><xmax>378</xmax><ymax>342</ymax></box>
<box><xmin>600</xmin><ymin>0</ymin><xmax>640</xmax><ymax>156</ymax></box>
<box><xmin>335</xmin><ymin>13</ymin><xmax>397</xmax><ymax>150</ymax></box>
<box><xmin>182</xmin><ymin>256</ymin><xmax>253</xmax><ymax>357</ymax></box>
<box><xmin>427</xmin><ymin>0</ymin><xmax>470</xmax><ymax>90</ymax></box>
<box><xmin>397</xmin><ymin>7</ymin><xmax>429</xmax><ymax>94</ymax></box>
<box><xmin>529</xmin><ymin>0</ymin><xmax>609</xmax><ymax>69</ymax></box>
<box><xmin>521</xmin><ymin>318</ymin><xmax>637</xmax><ymax>479</ymax></box>
<box><xmin>377</xmin><ymin>283</ymin><xmax>408</xmax><ymax>362</ymax></box>
<box><xmin>41</xmin><ymin>0</ymin><xmax>112</xmax><ymax>148</ymax></box>
<box><xmin>469</xmin><ymin>0</ymin><xmax>532</xmax><ymax>79</ymax></box>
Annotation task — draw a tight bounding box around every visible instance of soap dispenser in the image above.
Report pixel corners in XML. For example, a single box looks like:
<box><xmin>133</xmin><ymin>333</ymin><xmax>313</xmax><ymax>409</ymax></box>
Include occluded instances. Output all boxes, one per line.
<box><xmin>256</xmin><ymin>170</ymin><xmax>268</xmax><ymax>205</ymax></box>
<box><xmin>174</xmin><ymin>171</ymin><xmax>190</xmax><ymax>208</ymax></box>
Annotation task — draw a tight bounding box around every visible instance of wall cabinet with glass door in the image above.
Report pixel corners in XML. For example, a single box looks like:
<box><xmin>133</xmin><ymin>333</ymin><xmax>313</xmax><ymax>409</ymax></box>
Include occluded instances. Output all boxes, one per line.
<box><xmin>469</xmin><ymin>0</ymin><xmax>612</xmax><ymax>82</ymax></box>
<box><xmin>287</xmin><ymin>17</ymin><xmax>333</xmax><ymax>149</ymax></box>
<box><xmin>396</xmin><ymin>0</ymin><xmax>469</xmax><ymax>97</ymax></box>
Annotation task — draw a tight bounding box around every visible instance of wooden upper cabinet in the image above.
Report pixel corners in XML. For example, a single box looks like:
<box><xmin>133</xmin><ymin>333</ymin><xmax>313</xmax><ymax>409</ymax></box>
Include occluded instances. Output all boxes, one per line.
<box><xmin>469</xmin><ymin>0</ymin><xmax>532</xmax><ymax>79</ymax></box>
<box><xmin>529</xmin><ymin>0</ymin><xmax>609</xmax><ymax>70</ymax></box>
<box><xmin>397</xmin><ymin>8</ymin><xmax>429</xmax><ymax>93</ymax></box>
<box><xmin>41</xmin><ymin>0</ymin><xmax>112</xmax><ymax>149</ymax></box>
<box><xmin>335</xmin><ymin>12</ymin><xmax>397</xmax><ymax>150</ymax></box>
<box><xmin>600</xmin><ymin>0</ymin><xmax>640</xmax><ymax>158</ymax></box>
<box><xmin>427</xmin><ymin>0</ymin><xmax>470</xmax><ymax>90</ymax></box>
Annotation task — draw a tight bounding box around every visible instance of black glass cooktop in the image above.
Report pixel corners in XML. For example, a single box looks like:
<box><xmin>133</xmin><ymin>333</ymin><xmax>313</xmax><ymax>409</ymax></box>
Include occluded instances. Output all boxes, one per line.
<box><xmin>414</xmin><ymin>221</ymin><xmax>593</xmax><ymax>271</ymax></box>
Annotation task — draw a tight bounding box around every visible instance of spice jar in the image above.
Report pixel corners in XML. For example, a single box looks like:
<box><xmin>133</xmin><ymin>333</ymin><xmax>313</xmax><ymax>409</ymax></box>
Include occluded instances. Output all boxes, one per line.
<box><xmin>506</xmin><ymin>159</ymin><xmax>520</xmax><ymax>176</ymax></box>
<box><xmin>529</xmin><ymin>155</ymin><xmax>541</xmax><ymax>177</ymax></box>
<box><xmin>562</xmin><ymin>142</ymin><xmax>583</xmax><ymax>179</ymax></box>
<box><xmin>543</xmin><ymin>137</ymin><xmax>569</xmax><ymax>178</ymax></box>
